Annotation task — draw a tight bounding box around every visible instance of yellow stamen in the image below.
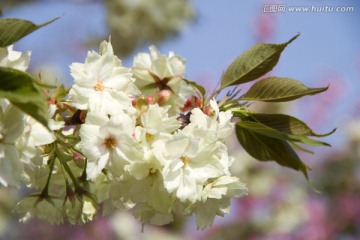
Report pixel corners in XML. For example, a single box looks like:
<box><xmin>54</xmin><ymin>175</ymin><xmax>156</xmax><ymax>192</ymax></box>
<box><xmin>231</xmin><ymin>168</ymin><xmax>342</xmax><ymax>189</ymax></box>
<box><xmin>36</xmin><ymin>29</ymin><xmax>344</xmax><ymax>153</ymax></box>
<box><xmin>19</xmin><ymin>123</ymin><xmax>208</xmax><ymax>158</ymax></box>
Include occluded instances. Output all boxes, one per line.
<box><xmin>146</xmin><ymin>133</ymin><xmax>154</xmax><ymax>142</ymax></box>
<box><xmin>94</xmin><ymin>80</ymin><xmax>105</xmax><ymax>91</ymax></box>
<box><xmin>180</xmin><ymin>156</ymin><xmax>190</xmax><ymax>166</ymax></box>
<box><xmin>104</xmin><ymin>136</ymin><xmax>117</xmax><ymax>150</ymax></box>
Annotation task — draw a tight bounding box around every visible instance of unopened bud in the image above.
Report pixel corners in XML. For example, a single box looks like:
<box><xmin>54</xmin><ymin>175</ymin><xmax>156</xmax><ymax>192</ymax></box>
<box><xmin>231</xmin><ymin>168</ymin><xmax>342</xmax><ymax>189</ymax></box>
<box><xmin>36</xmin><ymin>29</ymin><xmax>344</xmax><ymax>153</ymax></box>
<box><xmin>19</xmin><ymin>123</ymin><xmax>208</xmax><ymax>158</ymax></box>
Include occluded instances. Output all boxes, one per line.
<box><xmin>73</xmin><ymin>153</ymin><xmax>85</xmax><ymax>168</ymax></box>
<box><xmin>146</xmin><ymin>96</ymin><xmax>154</xmax><ymax>105</ymax></box>
<box><xmin>203</xmin><ymin>106</ymin><xmax>211</xmax><ymax>116</ymax></box>
<box><xmin>180</xmin><ymin>96</ymin><xmax>202</xmax><ymax>112</ymax></box>
<box><xmin>156</xmin><ymin>89</ymin><xmax>172</xmax><ymax>106</ymax></box>
<box><xmin>48</xmin><ymin>99</ymin><xmax>57</xmax><ymax>105</ymax></box>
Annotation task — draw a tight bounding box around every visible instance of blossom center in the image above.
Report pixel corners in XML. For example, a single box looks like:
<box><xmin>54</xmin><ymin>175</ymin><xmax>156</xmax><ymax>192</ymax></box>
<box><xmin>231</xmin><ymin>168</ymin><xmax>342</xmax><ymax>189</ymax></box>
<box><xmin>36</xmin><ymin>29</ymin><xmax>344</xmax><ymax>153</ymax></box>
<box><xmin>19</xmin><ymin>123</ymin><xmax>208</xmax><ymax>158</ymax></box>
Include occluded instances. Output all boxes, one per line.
<box><xmin>148</xmin><ymin>168</ymin><xmax>157</xmax><ymax>177</ymax></box>
<box><xmin>94</xmin><ymin>80</ymin><xmax>105</xmax><ymax>91</ymax></box>
<box><xmin>146</xmin><ymin>133</ymin><xmax>154</xmax><ymax>142</ymax></box>
<box><xmin>104</xmin><ymin>136</ymin><xmax>117</xmax><ymax>150</ymax></box>
<box><xmin>180</xmin><ymin>156</ymin><xmax>190</xmax><ymax>166</ymax></box>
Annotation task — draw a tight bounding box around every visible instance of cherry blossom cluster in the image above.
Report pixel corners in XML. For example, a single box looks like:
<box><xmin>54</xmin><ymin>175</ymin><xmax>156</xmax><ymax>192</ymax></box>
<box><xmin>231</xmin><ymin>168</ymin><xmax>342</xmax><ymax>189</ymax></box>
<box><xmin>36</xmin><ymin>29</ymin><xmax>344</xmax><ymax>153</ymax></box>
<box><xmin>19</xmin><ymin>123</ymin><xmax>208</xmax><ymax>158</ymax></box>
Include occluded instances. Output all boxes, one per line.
<box><xmin>0</xmin><ymin>40</ymin><xmax>247</xmax><ymax>230</ymax></box>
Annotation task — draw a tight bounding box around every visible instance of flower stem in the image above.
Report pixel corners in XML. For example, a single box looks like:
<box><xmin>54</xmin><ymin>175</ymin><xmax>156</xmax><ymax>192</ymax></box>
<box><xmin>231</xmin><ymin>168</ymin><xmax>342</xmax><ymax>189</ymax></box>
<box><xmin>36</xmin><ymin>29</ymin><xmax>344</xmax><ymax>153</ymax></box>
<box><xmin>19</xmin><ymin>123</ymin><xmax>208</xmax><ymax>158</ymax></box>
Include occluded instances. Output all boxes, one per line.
<box><xmin>41</xmin><ymin>153</ymin><xmax>56</xmax><ymax>196</ymax></box>
<box><xmin>54</xmin><ymin>131</ymin><xmax>84</xmax><ymax>157</ymax></box>
<box><xmin>59</xmin><ymin>154</ymin><xmax>82</xmax><ymax>191</ymax></box>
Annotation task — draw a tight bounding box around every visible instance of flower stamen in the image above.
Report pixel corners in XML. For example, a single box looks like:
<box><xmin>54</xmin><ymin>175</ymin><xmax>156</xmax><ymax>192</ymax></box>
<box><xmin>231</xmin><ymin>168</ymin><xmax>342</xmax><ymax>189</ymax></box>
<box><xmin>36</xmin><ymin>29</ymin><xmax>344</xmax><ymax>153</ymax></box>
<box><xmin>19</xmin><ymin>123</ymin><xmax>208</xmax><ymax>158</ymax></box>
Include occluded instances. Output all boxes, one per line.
<box><xmin>180</xmin><ymin>156</ymin><xmax>190</xmax><ymax>166</ymax></box>
<box><xmin>94</xmin><ymin>80</ymin><xmax>105</xmax><ymax>92</ymax></box>
<box><xmin>104</xmin><ymin>136</ymin><xmax>117</xmax><ymax>150</ymax></box>
<box><xmin>146</xmin><ymin>133</ymin><xmax>154</xmax><ymax>142</ymax></box>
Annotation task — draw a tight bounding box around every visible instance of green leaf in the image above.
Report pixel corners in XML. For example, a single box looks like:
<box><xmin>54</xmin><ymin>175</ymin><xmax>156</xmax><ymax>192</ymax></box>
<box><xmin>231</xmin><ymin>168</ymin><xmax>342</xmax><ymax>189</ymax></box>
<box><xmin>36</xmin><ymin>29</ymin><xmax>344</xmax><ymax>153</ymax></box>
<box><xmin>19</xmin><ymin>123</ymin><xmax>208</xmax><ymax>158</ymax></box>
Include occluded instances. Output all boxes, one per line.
<box><xmin>236</xmin><ymin>121</ymin><xmax>289</xmax><ymax>140</ymax></box>
<box><xmin>288</xmin><ymin>135</ymin><xmax>331</xmax><ymax>147</ymax></box>
<box><xmin>221</xmin><ymin>34</ymin><xmax>299</xmax><ymax>89</ymax></box>
<box><xmin>250</xmin><ymin>113</ymin><xmax>336</xmax><ymax>137</ymax></box>
<box><xmin>52</xmin><ymin>84</ymin><xmax>69</xmax><ymax>100</ymax></box>
<box><xmin>0</xmin><ymin>67</ymin><xmax>49</xmax><ymax>128</ymax></box>
<box><xmin>290</xmin><ymin>142</ymin><xmax>315</xmax><ymax>154</ymax></box>
<box><xmin>183</xmin><ymin>78</ymin><xmax>206</xmax><ymax>100</ymax></box>
<box><xmin>235</xmin><ymin>122</ymin><xmax>309</xmax><ymax>179</ymax></box>
<box><xmin>238</xmin><ymin>118</ymin><xmax>331</xmax><ymax>147</ymax></box>
<box><xmin>0</xmin><ymin>17</ymin><xmax>59</xmax><ymax>47</ymax></box>
<box><xmin>230</xmin><ymin>108</ymin><xmax>250</xmax><ymax>119</ymax></box>
<box><xmin>242</xmin><ymin>77</ymin><xmax>328</xmax><ymax>102</ymax></box>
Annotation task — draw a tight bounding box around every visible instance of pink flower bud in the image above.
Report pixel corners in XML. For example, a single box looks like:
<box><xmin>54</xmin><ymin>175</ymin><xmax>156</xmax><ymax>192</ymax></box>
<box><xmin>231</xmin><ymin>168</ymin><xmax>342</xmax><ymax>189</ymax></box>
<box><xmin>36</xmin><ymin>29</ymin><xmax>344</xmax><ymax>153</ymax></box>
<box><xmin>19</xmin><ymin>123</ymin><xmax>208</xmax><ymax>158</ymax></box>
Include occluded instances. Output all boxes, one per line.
<box><xmin>156</xmin><ymin>89</ymin><xmax>172</xmax><ymax>105</ymax></box>
<box><xmin>180</xmin><ymin>96</ymin><xmax>202</xmax><ymax>112</ymax></box>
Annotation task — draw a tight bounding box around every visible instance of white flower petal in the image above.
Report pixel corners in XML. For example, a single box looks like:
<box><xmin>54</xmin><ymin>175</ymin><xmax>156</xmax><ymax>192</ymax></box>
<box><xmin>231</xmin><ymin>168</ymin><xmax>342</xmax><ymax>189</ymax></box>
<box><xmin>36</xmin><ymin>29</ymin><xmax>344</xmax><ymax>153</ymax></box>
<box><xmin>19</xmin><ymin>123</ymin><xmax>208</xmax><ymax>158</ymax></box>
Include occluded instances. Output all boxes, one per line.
<box><xmin>176</xmin><ymin>167</ymin><xmax>200</xmax><ymax>202</ymax></box>
<box><xmin>86</xmin><ymin>152</ymin><xmax>110</xmax><ymax>180</ymax></box>
<box><xmin>2</xmin><ymin>104</ymin><xmax>24</xmax><ymax>143</ymax></box>
<box><xmin>0</xmin><ymin>145</ymin><xmax>23</xmax><ymax>187</ymax></box>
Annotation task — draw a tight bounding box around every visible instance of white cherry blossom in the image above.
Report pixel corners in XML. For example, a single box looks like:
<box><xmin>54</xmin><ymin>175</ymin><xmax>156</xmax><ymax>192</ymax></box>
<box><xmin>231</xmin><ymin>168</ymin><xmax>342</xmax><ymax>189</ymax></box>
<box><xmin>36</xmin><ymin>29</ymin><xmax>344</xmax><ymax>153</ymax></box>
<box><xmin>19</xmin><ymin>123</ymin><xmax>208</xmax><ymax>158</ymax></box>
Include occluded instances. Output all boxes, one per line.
<box><xmin>195</xmin><ymin>176</ymin><xmax>247</xmax><ymax>230</ymax></box>
<box><xmin>160</xmin><ymin>132</ymin><xmax>229</xmax><ymax>203</ymax></box>
<box><xmin>132</xmin><ymin>46</ymin><xmax>194</xmax><ymax>113</ymax></box>
<box><xmin>2</xmin><ymin>38</ymin><xmax>249</xmax><ymax>229</ymax></box>
<box><xmin>135</xmin><ymin>103</ymin><xmax>180</xmax><ymax>144</ymax></box>
<box><xmin>69</xmin><ymin>40</ymin><xmax>139</xmax><ymax>115</ymax></box>
<box><xmin>183</xmin><ymin>99</ymin><xmax>234</xmax><ymax>140</ymax></box>
<box><xmin>0</xmin><ymin>100</ymin><xmax>25</xmax><ymax>187</ymax></box>
<box><xmin>63</xmin><ymin>194</ymin><xmax>97</xmax><ymax>224</ymax></box>
<box><xmin>15</xmin><ymin>195</ymin><xmax>63</xmax><ymax>225</ymax></box>
<box><xmin>80</xmin><ymin>112</ymin><xmax>147</xmax><ymax>180</ymax></box>
<box><xmin>0</xmin><ymin>45</ymin><xmax>31</xmax><ymax>71</ymax></box>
